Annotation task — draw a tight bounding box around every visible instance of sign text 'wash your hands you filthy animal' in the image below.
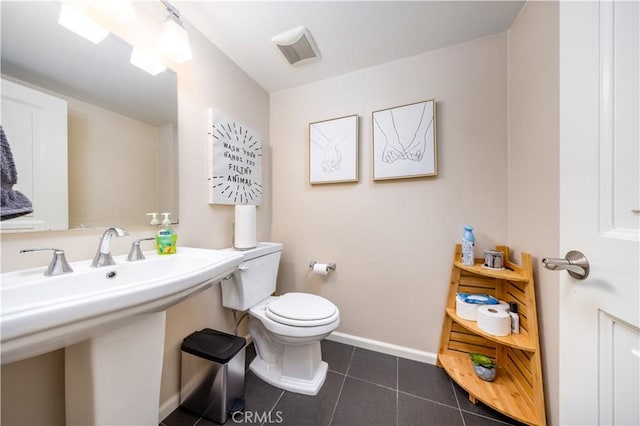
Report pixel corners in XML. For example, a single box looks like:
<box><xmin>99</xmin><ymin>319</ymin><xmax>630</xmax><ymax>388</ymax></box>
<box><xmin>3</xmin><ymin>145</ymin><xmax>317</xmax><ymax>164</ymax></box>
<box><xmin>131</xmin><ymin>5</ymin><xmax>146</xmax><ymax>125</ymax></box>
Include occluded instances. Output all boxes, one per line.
<box><xmin>207</xmin><ymin>109</ymin><xmax>262</xmax><ymax>205</ymax></box>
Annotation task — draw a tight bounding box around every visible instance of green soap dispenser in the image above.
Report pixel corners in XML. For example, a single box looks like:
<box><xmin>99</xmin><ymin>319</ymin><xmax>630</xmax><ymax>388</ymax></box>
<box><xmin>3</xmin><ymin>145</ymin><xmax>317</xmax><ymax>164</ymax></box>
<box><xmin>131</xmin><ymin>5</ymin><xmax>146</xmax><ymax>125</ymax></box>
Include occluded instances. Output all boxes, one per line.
<box><xmin>156</xmin><ymin>213</ymin><xmax>177</xmax><ymax>255</ymax></box>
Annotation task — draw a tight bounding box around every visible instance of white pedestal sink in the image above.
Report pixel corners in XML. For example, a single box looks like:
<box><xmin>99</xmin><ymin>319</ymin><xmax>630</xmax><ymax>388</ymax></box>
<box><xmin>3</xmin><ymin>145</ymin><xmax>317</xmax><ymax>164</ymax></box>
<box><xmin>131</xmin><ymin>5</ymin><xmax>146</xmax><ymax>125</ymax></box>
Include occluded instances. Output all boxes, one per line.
<box><xmin>66</xmin><ymin>312</ymin><xmax>166</xmax><ymax>425</ymax></box>
<box><xmin>1</xmin><ymin>247</ymin><xmax>243</xmax><ymax>425</ymax></box>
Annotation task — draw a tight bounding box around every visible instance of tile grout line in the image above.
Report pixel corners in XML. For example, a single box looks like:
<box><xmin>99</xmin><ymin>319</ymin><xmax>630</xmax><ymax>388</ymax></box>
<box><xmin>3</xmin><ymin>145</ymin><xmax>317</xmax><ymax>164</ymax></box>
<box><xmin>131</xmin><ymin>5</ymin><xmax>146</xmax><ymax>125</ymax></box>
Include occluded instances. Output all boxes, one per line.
<box><xmin>335</xmin><ymin>365</ymin><xmax>517</xmax><ymax>426</ymax></box>
<box><xmin>342</xmin><ymin>369</ymin><xmax>397</xmax><ymax>392</ymax></box>
<box><xmin>262</xmin><ymin>390</ymin><xmax>285</xmax><ymax>426</ymax></box>
<box><xmin>327</xmin><ymin>345</ymin><xmax>356</xmax><ymax>425</ymax></box>
<box><xmin>345</xmin><ymin>345</ymin><xmax>356</xmax><ymax>376</ymax></box>
<box><xmin>460</xmin><ymin>409</ymin><xmax>520</xmax><ymax>426</ymax></box>
<box><xmin>449</xmin><ymin>376</ymin><xmax>517</xmax><ymax>425</ymax></box>
<box><xmin>450</xmin><ymin>377</ymin><xmax>467</xmax><ymax>426</ymax></box>
<box><xmin>330</xmin><ymin>345</ymin><xmax>461</xmax><ymax>410</ymax></box>
<box><xmin>397</xmin><ymin>389</ymin><xmax>463</xmax><ymax>411</ymax></box>
<box><xmin>395</xmin><ymin>356</ymin><xmax>399</xmax><ymax>426</ymax></box>
<box><xmin>327</xmin><ymin>374</ymin><xmax>348</xmax><ymax>426</ymax></box>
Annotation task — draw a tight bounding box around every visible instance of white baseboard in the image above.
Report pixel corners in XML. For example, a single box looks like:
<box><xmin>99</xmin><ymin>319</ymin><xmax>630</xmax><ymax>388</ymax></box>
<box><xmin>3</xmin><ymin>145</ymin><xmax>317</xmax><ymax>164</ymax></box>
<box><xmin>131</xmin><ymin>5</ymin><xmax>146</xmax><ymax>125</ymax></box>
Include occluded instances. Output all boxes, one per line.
<box><xmin>326</xmin><ymin>331</ymin><xmax>437</xmax><ymax>365</ymax></box>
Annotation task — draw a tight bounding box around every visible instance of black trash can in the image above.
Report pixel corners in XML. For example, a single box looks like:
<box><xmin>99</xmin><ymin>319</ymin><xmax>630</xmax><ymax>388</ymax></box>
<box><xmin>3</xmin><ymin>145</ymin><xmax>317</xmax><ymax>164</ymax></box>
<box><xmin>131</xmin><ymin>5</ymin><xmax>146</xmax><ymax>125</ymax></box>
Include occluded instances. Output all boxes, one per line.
<box><xmin>180</xmin><ymin>329</ymin><xmax>246</xmax><ymax>424</ymax></box>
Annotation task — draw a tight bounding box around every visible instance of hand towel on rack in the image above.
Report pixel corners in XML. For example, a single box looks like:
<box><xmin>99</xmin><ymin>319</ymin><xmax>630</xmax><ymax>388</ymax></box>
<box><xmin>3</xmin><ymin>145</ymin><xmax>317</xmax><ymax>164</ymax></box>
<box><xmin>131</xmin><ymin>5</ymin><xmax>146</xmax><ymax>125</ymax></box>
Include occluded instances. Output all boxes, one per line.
<box><xmin>1</xmin><ymin>125</ymin><xmax>33</xmax><ymax>220</ymax></box>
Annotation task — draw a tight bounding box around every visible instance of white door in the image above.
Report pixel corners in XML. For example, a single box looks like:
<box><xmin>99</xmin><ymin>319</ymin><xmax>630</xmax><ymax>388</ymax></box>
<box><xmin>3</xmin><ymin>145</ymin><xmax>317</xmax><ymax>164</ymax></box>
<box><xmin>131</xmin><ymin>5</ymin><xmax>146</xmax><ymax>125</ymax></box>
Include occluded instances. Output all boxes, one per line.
<box><xmin>1</xmin><ymin>78</ymin><xmax>68</xmax><ymax>232</ymax></box>
<box><xmin>559</xmin><ymin>1</ymin><xmax>639</xmax><ymax>425</ymax></box>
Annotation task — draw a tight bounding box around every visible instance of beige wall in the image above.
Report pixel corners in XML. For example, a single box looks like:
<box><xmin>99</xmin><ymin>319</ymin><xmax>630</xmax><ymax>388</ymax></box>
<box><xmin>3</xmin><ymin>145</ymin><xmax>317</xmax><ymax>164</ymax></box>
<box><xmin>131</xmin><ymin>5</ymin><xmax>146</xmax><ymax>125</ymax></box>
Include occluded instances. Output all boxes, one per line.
<box><xmin>507</xmin><ymin>2</ymin><xmax>559</xmax><ymax>425</ymax></box>
<box><xmin>0</xmin><ymin>8</ymin><xmax>270</xmax><ymax>425</ymax></box>
<box><xmin>270</xmin><ymin>34</ymin><xmax>509</xmax><ymax>352</ymax></box>
<box><xmin>67</xmin><ymin>97</ymin><xmax>160</xmax><ymax>227</ymax></box>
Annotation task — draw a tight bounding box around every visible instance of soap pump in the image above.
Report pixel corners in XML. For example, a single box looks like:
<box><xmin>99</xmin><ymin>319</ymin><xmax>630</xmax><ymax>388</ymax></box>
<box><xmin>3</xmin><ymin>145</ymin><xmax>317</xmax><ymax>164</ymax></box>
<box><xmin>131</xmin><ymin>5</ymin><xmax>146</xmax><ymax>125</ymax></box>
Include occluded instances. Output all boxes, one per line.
<box><xmin>156</xmin><ymin>213</ymin><xmax>177</xmax><ymax>255</ymax></box>
<box><xmin>146</xmin><ymin>212</ymin><xmax>160</xmax><ymax>226</ymax></box>
<box><xmin>161</xmin><ymin>212</ymin><xmax>171</xmax><ymax>226</ymax></box>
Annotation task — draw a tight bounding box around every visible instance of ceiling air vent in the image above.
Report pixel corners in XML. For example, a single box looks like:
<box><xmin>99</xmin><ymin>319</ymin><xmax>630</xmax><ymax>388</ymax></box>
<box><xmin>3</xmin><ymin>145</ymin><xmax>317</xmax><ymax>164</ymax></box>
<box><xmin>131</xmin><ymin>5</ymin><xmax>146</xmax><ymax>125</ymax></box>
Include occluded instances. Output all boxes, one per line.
<box><xmin>272</xmin><ymin>26</ymin><xmax>320</xmax><ymax>66</ymax></box>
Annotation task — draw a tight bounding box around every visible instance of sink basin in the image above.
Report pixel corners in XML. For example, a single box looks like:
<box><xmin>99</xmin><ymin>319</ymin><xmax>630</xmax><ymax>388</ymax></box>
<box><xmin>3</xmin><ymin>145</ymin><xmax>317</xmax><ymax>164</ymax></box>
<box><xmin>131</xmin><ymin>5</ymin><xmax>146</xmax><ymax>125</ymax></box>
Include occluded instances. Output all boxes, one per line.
<box><xmin>1</xmin><ymin>247</ymin><xmax>243</xmax><ymax>364</ymax></box>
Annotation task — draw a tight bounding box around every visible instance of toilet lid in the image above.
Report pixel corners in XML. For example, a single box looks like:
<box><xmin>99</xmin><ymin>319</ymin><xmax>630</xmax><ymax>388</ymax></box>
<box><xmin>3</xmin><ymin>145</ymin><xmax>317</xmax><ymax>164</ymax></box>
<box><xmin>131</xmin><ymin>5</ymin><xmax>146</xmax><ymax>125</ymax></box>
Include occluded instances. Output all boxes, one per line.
<box><xmin>266</xmin><ymin>293</ymin><xmax>339</xmax><ymax>327</ymax></box>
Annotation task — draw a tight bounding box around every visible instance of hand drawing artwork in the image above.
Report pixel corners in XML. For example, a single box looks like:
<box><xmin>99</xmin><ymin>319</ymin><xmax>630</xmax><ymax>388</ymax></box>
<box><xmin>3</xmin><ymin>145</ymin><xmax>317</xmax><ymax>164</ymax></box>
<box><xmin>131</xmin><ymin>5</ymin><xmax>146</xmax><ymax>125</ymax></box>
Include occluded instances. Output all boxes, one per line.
<box><xmin>309</xmin><ymin>114</ymin><xmax>358</xmax><ymax>184</ymax></box>
<box><xmin>208</xmin><ymin>109</ymin><xmax>262</xmax><ymax>205</ymax></box>
<box><xmin>372</xmin><ymin>100</ymin><xmax>437</xmax><ymax>180</ymax></box>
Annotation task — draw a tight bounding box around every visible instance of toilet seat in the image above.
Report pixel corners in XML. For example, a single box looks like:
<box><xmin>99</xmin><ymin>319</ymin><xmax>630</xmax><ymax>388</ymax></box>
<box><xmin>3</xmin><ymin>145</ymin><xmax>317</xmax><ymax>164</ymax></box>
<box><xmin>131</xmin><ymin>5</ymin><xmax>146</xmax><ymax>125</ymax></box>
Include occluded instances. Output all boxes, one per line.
<box><xmin>265</xmin><ymin>293</ymin><xmax>339</xmax><ymax>327</ymax></box>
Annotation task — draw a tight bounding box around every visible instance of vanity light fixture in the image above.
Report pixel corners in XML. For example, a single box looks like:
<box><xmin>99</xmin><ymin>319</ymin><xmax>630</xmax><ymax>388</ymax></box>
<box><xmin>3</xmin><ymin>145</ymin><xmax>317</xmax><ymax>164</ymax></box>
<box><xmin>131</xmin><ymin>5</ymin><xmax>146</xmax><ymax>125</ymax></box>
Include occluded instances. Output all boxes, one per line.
<box><xmin>58</xmin><ymin>2</ymin><xmax>109</xmax><ymax>44</ymax></box>
<box><xmin>130</xmin><ymin>47</ymin><xmax>167</xmax><ymax>76</ymax></box>
<box><xmin>93</xmin><ymin>0</ymin><xmax>136</xmax><ymax>25</ymax></box>
<box><xmin>156</xmin><ymin>1</ymin><xmax>192</xmax><ymax>63</ymax></box>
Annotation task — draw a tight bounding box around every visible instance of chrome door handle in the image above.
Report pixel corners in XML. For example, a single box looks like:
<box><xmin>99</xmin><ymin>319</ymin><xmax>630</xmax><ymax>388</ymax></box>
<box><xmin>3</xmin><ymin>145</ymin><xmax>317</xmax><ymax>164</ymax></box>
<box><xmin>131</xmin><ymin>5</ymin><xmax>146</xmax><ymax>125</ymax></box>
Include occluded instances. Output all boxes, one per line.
<box><xmin>541</xmin><ymin>250</ymin><xmax>590</xmax><ymax>280</ymax></box>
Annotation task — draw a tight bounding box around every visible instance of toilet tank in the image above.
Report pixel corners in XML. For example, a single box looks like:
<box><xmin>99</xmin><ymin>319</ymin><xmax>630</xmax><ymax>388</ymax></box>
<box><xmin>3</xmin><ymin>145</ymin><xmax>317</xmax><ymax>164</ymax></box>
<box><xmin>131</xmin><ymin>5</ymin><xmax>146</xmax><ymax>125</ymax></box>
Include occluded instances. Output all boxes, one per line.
<box><xmin>220</xmin><ymin>242</ymin><xmax>283</xmax><ymax>311</ymax></box>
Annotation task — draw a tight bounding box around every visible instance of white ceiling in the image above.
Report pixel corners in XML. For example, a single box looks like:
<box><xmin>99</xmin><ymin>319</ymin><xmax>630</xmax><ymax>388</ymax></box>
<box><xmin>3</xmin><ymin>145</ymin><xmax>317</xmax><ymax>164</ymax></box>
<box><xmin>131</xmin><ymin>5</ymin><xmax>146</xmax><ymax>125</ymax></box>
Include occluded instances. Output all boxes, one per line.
<box><xmin>1</xmin><ymin>1</ymin><xmax>525</xmax><ymax>115</ymax></box>
<box><xmin>178</xmin><ymin>1</ymin><xmax>525</xmax><ymax>93</ymax></box>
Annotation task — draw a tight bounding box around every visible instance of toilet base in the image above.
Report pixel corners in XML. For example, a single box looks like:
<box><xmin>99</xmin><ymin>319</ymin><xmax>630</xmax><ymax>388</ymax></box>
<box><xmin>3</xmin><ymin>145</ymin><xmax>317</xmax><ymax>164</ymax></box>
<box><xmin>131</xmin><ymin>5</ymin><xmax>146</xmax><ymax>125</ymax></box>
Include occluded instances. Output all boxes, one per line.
<box><xmin>249</xmin><ymin>356</ymin><xmax>328</xmax><ymax>396</ymax></box>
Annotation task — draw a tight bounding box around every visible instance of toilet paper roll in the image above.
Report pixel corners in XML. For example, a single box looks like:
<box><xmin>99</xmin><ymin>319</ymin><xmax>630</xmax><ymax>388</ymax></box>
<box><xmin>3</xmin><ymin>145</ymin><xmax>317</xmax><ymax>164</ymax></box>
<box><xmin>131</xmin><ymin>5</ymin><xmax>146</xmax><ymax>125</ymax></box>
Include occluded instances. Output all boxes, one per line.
<box><xmin>456</xmin><ymin>297</ymin><xmax>509</xmax><ymax>321</ymax></box>
<box><xmin>234</xmin><ymin>205</ymin><xmax>257</xmax><ymax>249</ymax></box>
<box><xmin>313</xmin><ymin>263</ymin><xmax>329</xmax><ymax>276</ymax></box>
<box><xmin>494</xmin><ymin>300</ymin><xmax>510</xmax><ymax>312</ymax></box>
<box><xmin>477</xmin><ymin>304</ymin><xmax>511</xmax><ymax>336</ymax></box>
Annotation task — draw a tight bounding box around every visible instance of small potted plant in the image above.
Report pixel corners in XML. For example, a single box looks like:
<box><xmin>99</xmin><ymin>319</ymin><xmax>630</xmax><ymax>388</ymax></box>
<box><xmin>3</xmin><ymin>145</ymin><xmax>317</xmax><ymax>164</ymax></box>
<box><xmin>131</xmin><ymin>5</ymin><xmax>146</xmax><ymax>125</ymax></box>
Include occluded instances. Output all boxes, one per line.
<box><xmin>470</xmin><ymin>353</ymin><xmax>497</xmax><ymax>382</ymax></box>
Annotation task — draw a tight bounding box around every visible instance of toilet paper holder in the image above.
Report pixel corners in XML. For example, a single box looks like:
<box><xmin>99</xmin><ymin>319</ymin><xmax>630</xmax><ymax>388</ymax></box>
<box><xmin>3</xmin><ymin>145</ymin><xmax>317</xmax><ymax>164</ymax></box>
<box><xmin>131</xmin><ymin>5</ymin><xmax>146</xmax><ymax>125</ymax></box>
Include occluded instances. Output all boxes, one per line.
<box><xmin>309</xmin><ymin>261</ymin><xmax>336</xmax><ymax>271</ymax></box>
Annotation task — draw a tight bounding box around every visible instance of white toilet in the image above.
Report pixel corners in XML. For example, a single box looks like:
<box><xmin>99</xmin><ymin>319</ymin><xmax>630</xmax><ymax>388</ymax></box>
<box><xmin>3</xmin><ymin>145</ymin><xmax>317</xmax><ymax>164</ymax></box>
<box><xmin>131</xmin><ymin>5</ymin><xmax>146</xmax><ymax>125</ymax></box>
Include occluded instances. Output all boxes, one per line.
<box><xmin>221</xmin><ymin>242</ymin><xmax>339</xmax><ymax>395</ymax></box>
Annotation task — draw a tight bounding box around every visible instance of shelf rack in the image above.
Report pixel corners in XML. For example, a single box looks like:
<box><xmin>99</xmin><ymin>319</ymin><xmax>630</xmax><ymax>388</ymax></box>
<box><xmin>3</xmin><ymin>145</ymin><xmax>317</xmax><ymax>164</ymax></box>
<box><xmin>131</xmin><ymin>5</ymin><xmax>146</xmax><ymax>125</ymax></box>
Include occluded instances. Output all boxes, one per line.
<box><xmin>437</xmin><ymin>244</ymin><xmax>546</xmax><ymax>426</ymax></box>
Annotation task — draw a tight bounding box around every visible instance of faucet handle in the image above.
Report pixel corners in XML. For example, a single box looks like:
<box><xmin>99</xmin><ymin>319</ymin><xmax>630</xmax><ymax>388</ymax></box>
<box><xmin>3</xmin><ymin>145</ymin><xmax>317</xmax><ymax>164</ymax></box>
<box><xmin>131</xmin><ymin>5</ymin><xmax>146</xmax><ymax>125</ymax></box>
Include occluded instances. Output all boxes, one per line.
<box><xmin>127</xmin><ymin>237</ymin><xmax>156</xmax><ymax>262</ymax></box>
<box><xmin>20</xmin><ymin>248</ymin><xmax>73</xmax><ymax>276</ymax></box>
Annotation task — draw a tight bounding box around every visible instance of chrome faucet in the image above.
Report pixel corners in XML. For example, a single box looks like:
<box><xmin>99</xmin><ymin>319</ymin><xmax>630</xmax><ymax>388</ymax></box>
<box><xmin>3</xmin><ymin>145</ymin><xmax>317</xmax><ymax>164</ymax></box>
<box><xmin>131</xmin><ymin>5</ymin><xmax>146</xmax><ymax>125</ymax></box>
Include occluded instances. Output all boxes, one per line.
<box><xmin>92</xmin><ymin>227</ymin><xmax>128</xmax><ymax>267</ymax></box>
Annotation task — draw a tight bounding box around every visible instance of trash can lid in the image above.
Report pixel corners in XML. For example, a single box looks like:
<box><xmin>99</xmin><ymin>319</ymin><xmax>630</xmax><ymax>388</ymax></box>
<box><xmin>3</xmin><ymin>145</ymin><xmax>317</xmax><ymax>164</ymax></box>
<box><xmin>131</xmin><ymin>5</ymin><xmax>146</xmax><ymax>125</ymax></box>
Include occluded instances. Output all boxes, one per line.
<box><xmin>181</xmin><ymin>328</ymin><xmax>246</xmax><ymax>364</ymax></box>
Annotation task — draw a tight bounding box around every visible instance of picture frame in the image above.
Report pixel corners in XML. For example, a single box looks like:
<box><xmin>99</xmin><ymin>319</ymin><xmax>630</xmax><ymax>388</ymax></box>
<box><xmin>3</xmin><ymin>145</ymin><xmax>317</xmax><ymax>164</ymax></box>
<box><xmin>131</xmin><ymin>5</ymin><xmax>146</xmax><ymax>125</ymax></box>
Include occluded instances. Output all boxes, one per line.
<box><xmin>309</xmin><ymin>114</ymin><xmax>359</xmax><ymax>184</ymax></box>
<box><xmin>371</xmin><ymin>99</ymin><xmax>437</xmax><ymax>181</ymax></box>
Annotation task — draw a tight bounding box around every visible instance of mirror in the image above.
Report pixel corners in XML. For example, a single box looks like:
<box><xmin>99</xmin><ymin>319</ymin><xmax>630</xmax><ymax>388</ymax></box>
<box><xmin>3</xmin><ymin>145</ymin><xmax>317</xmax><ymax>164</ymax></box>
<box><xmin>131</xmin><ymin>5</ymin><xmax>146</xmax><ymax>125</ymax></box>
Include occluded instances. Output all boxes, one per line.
<box><xmin>0</xmin><ymin>1</ymin><xmax>178</xmax><ymax>230</ymax></box>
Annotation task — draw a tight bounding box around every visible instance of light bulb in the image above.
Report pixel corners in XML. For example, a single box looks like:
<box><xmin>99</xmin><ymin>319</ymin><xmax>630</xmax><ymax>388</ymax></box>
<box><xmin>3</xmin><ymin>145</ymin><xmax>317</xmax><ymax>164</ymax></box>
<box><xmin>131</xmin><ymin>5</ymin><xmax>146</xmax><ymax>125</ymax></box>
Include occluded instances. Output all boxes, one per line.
<box><xmin>157</xmin><ymin>16</ymin><xmax>192</xmax><ymax>63</ymax></box>
<box><xmin>130</xmin><ymin>48</ymin><xmax>167</xmax><ymax>76</ymax></box>
<box><xmin>58</xmin><ymin>3</ymin><xmax>109</xmax><ymax>44</ymax></box>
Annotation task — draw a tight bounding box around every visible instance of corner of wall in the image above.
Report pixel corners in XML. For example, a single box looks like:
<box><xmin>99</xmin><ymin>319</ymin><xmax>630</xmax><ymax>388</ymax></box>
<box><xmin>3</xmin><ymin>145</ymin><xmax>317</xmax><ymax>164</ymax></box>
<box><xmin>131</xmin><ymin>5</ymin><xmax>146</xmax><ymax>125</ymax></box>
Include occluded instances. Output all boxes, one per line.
<box><xmin>506</xmin><ymin>2</ymin><xmax>560</xmax><ymax>425</ymax></box>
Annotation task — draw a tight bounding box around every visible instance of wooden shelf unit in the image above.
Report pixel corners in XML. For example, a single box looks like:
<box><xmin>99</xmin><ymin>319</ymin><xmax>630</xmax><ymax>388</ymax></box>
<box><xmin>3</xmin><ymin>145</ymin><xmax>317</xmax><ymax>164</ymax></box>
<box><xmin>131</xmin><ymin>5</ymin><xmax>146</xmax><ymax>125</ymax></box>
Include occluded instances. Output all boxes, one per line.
<box><xmin>437</xmin><ymin>245</ymin><xmax>546</xmax><ymax>426</ymax></box>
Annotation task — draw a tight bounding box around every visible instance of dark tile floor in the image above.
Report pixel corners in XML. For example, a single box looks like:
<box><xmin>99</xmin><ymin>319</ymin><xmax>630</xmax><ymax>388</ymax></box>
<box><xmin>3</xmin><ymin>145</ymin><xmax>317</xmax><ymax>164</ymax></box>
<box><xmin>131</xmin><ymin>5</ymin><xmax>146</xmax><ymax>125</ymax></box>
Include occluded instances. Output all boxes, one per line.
<box><xmin>161</xmin><ymin>340</ymin><xmax>525</xmax><ymax>426</ymax></box>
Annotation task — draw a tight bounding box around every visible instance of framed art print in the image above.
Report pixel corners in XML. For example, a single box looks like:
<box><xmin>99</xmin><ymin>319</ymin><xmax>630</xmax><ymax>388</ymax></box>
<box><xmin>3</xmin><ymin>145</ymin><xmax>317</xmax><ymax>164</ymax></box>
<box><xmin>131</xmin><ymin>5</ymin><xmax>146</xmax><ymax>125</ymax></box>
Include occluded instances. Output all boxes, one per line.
<box><xmin>309</xmin><ymin>114</ymin><xmax>358</xmax><ymax>184</ymax></box>
<box><xmin>372</xmin><ymin>99</ymin><xmax>437</xmax><ymax>181</ymax></box>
